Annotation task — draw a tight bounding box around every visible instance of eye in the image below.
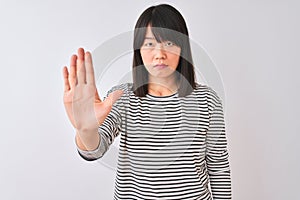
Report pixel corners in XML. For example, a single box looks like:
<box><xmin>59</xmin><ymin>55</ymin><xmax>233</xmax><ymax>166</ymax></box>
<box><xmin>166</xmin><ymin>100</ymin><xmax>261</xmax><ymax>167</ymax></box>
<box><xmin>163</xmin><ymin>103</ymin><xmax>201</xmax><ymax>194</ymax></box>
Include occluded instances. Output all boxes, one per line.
<box><xmin>164</xmin><ymin>41</ymin><xmax>175</xmax><ymax>47</ymax></box>
<box><xmin>144</xmin><ymin>42</ymin><xmax>154</xmax><ymax>47</ymax></box>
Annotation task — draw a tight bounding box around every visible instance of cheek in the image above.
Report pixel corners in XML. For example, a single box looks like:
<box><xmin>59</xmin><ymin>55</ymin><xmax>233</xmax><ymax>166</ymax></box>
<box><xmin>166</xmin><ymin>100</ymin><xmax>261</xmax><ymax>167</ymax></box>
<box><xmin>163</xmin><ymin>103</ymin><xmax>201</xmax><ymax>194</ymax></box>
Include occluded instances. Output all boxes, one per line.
<box><xmin>168</xmin><ymin>49</ymin><xmax>181</xmax><ymax>61</ymax></box>
<box><xmin>140</xmin><ymin>50</ymin><xmax>151</xmax><ymax>65</ymax></box>
<box><xmin>169</xmin><ymin>53</ymin><xmax>181</xmax><ymax>65</ymax></box>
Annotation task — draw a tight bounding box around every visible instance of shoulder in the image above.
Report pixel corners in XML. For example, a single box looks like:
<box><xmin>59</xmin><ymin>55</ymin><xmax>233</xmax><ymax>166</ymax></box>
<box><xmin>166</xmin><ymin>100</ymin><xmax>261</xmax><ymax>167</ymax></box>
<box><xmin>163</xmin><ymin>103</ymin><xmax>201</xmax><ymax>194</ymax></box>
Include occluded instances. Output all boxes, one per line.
<box><xmin>194</xmin><ymin>83</ymin><xmax>219</xmax><ymax>98</ymax></box>
<box><xmin>106</xmin><ymin>82</ymin><xmax>133</xmax><ymax>97</ymax></box>
<box><xmin>103</xmin><ymin>83</ymin><xmax>134</xmax><ymax>111</ymax></box>
<box><xmin>104</xmin><ymin>83</ymin><xmax>134</xmax><ymax>105</ymax></box>
<box><xmin>194</xmin><ymin>82</ymin><xmax>223</xmax><ymax>110</ymax></box>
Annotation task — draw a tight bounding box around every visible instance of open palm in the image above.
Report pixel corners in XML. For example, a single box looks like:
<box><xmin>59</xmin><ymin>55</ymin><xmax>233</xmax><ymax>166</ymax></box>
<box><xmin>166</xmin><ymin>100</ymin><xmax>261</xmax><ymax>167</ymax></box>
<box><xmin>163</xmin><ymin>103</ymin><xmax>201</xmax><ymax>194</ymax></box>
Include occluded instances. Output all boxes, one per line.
<box><xmin>62</xmin><ymin>48</ymin><xmax>123</xmax><ymax>131</ymax></box>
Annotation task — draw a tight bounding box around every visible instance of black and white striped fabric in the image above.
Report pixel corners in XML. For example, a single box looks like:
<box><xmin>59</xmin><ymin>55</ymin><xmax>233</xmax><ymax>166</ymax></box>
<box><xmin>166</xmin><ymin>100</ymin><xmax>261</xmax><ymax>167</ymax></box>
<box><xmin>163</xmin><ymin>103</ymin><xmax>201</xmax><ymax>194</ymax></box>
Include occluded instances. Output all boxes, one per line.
<box><xmin>77</xmin><ymin>83</ymin><xmax>231</xmax><ymax>200</ymax></box>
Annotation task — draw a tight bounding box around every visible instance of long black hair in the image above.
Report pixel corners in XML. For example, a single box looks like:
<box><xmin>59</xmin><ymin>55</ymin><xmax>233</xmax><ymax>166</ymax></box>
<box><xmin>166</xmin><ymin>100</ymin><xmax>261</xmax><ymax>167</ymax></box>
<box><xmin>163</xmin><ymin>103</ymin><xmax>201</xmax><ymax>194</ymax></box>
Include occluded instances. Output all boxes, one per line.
<box><xmin>133</xmin><ymin>4</ymin><xmax>196</xmax><ymax>97</ymax></box>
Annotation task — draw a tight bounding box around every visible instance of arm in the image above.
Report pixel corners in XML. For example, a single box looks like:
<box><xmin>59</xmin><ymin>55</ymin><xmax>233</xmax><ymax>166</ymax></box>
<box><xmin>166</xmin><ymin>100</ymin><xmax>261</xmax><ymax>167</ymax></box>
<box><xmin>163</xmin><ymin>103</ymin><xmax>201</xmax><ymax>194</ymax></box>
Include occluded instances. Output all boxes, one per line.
<box><xmin>76</xmin><ymin>86</ymin><xmax>123</xmax><ymax>161</ymax></box>
<box><xmin>62</xmin><ymin>48</ymin><xmax>123</xmax><ymax>161</ymax></box>
<box><xmin>206</xmin><ymin>89</ymin><xmax>231</xmax><ymax>199</ymax></box>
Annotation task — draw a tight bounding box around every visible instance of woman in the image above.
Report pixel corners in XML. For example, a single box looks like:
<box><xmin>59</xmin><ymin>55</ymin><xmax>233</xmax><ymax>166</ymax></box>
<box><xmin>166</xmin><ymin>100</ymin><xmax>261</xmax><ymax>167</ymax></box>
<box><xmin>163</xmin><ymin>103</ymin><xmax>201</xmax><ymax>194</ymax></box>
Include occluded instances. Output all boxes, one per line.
<box><xmin>63</xmin><ymin>4</ymin><xmax>231</xmax><ymax>200</ymax></box>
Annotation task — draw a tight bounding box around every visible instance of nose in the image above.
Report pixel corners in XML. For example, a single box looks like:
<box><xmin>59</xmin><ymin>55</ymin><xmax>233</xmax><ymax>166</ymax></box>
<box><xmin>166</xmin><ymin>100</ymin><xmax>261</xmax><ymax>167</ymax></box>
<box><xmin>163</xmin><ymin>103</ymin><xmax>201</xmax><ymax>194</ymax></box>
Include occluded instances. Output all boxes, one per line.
<box><xmin>154</xmin><ymin>44</ymin><xmax>166</xmax><ymax>60</ymax></box>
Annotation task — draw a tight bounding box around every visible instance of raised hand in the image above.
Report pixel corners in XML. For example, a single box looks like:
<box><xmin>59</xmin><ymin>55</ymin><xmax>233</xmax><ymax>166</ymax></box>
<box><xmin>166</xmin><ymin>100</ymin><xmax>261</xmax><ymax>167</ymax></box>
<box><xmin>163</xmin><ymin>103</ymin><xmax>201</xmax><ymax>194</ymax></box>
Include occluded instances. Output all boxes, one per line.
<box><xmin>62</xmin><ymin>48</ymin><xmax>123</xmax><ymax>132</ymax></box>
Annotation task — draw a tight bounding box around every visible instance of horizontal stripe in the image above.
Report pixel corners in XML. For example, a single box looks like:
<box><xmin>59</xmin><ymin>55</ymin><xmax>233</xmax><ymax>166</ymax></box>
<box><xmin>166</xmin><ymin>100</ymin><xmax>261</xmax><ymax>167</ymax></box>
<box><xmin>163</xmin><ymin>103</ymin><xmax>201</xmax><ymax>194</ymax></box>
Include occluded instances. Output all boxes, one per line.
<box><xmin>77</xmin><ymin>82</ymin><xmax>231</xmax><ymax>200</ymax></box>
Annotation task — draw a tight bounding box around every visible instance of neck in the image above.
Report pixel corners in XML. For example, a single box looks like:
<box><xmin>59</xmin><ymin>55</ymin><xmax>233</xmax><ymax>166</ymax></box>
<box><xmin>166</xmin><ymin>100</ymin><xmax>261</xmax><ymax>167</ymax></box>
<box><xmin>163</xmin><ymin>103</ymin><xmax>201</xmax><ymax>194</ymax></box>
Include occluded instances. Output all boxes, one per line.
<box><xmin>148</xmin><ymin>75</ymin><xmax>178</xmax><ymax>96</ymax></box>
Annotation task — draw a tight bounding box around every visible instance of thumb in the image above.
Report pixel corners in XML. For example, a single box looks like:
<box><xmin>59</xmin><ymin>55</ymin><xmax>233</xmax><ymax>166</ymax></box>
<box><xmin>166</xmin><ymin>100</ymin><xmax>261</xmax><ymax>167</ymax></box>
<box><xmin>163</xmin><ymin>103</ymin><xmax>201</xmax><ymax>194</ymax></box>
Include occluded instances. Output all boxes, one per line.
<box><xmin>94</xmin><ymin>89</ymin><xmax>101</xmax><ymax>103</ymax></box>
<box><xmin>103</xmin><ymin>90</ymin><xmax>124</xmax><ymax>108</ymax></box>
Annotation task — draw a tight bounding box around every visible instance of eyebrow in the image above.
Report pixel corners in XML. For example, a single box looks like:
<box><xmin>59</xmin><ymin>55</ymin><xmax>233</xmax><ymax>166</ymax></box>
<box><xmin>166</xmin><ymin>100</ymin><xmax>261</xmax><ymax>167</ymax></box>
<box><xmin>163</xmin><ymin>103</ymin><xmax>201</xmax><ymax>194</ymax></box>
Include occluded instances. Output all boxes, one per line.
<box><xmin>144</xmin><ymin>37</ymin><xmax>155</xmax><ymax>40</ymax></box>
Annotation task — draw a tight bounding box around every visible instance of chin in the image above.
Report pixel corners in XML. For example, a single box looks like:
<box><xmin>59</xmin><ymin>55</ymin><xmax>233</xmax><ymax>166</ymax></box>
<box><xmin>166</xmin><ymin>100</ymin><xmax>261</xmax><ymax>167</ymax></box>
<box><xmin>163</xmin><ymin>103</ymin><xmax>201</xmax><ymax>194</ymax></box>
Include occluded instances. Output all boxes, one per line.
<box><xmin>149</xmin><ymin>72</ymin><xmax>176</xmax><ymax>79</ymax></box>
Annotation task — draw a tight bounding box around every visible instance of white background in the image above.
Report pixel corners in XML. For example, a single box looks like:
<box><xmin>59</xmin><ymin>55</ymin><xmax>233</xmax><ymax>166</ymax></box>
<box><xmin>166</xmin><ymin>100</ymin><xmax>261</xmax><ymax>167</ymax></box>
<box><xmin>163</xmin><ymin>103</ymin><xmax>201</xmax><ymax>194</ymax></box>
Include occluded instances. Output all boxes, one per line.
<box><xmin>0</xmin><ymin>0</ymin><xmax>299</xmax><ymax>199</ymax></box>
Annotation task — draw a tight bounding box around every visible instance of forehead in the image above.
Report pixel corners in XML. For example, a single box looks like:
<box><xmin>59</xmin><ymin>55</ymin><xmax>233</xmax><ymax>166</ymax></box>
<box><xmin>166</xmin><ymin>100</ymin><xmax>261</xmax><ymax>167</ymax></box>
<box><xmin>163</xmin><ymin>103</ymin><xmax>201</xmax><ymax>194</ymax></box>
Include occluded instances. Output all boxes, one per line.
<box><xmin>142</xmin><ymin>25</ymin><xmax>180</xmax><ymax>43</ymax></box>
<box><xmin>145</xmin><ymin>26</ymin><xmax>154</xmax><ymax>38</ymax></box>
<box><xmin>144</xmin><ymin>26</ymin><xmax>165</xmax><ymax>42</ymax></box>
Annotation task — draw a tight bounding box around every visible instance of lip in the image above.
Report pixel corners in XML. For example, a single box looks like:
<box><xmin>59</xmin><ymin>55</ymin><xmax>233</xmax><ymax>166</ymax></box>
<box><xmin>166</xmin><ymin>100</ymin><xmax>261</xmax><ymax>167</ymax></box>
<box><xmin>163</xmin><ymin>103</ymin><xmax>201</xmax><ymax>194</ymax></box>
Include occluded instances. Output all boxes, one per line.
<box><xmin>154</xmin><ymin>64</ymin><xmax>168</xmax><ymax>69</ymax></box>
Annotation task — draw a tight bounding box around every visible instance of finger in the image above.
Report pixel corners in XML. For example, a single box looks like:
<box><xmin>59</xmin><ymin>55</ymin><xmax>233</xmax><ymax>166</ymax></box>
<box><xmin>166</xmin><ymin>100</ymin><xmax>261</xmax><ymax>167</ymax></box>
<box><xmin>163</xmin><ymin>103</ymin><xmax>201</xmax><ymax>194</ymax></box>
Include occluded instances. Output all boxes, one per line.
<box><xmin>85</xmin><ymin>51</ymin><xmax>95</xmax><ymax>85</ymax></box>
<box><xmin>103</xmin><ymin>90</ymin><xmax>124</xmax><ymax>108</ymax></box>
<box><xmin>63</xmin><ymin>66</ymin><xmax>70</xmax><ymax>92</ymax></box>
<box><xmin>76</xmin><ymin>48</ymin><xmax>86</xmax><ymax>84</ymax></box>
<box><xmin>69</xmin><ymin>54</ymin><xmax>77</xmax><ymax>87</ymax></box>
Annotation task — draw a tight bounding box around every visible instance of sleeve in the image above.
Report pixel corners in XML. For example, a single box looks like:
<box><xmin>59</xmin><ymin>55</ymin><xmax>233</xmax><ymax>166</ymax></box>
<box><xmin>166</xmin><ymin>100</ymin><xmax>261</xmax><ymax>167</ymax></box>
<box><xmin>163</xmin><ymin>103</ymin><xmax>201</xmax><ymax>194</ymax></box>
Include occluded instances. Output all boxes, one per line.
<box><xmin>76</xmin><ymin>85</ymin><xmax>124</xmax><ymax>161</ymax></box>
<box><xmin>206</xmin><ymin>88</ymin><xmax>232</xmax><ymax>199</ymax></box>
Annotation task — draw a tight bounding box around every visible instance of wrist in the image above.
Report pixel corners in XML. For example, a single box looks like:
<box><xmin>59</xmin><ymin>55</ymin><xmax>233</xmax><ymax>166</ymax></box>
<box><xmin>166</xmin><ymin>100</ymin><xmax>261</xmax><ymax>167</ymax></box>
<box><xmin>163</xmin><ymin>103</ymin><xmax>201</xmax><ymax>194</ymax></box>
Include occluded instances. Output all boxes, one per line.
<box><xmin>76</xmin><ymin>127</ymin><xmax>98</xmax><ymax>136</ymax></box>
<box><xmin>75</xmin><ymin>128</ymin><xmax>100</xmax><ymax>151</ymax></box>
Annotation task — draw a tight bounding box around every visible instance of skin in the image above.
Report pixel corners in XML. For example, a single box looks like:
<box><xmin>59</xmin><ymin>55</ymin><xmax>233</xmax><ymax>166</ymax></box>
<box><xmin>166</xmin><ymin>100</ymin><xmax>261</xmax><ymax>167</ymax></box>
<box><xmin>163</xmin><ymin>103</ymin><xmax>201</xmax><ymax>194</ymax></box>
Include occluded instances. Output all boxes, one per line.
<box><xmin>62</xmin><ymin>48</ymin><xmax>123</xmax><ymax>150</ymax></box>
<box><xmin>140</xmin><ymin>26</ymin><xmax>181</xmax><ymax>96</ymax></box>
<box><xmin>63</xmin><ymin>27</ymin><xmax>181</xmax><ymax>149</ymax></box>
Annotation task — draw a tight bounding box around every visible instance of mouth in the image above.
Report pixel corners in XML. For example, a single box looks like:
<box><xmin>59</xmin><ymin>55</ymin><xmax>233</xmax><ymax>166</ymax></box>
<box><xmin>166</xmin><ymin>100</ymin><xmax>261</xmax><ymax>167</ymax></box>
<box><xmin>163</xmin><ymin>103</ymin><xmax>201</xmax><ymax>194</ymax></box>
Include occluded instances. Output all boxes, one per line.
<box><xmin>154</xmin><ymin>64</ymin><xmax>168</xmax><ymax>69</ymax></box>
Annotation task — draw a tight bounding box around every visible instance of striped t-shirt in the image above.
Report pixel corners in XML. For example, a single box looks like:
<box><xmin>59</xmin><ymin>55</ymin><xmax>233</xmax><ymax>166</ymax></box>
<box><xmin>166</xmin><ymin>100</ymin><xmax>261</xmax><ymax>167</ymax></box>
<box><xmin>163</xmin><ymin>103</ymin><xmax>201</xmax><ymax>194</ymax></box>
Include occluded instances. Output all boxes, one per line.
<box><xmin>77</xmin><ymin>83</ymin><xmax>231</xmax><ymax>200</ymax></box>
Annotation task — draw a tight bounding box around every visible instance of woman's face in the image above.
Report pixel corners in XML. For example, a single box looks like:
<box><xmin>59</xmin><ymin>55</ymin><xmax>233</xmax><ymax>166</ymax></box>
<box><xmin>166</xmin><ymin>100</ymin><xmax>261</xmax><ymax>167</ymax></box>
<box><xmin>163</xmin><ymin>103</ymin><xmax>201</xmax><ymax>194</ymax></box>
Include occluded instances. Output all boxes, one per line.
<box><xmin>140</xmin><ymin>26</ymin><xmax>181</xmax><ymax>79</ymax></box>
